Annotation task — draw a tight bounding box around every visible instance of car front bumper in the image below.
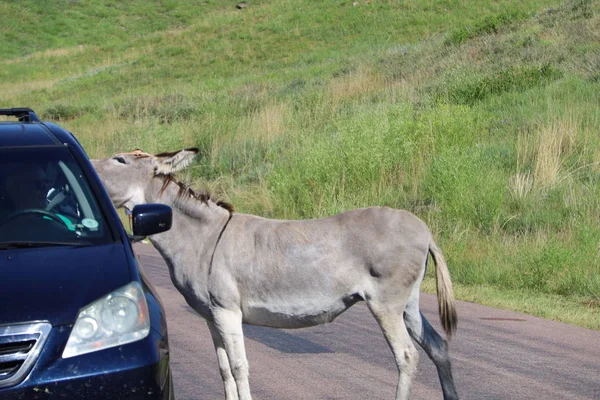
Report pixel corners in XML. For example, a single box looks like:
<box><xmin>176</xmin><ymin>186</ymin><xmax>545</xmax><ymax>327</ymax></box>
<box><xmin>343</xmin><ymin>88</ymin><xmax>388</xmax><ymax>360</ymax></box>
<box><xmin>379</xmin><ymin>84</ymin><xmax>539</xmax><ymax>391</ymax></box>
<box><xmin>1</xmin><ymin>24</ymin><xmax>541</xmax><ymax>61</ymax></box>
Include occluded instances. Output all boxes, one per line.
<box><xmin>0</xmin><ymin>326</ymin><xmax>172</xmax><ymax>400</ymax></box>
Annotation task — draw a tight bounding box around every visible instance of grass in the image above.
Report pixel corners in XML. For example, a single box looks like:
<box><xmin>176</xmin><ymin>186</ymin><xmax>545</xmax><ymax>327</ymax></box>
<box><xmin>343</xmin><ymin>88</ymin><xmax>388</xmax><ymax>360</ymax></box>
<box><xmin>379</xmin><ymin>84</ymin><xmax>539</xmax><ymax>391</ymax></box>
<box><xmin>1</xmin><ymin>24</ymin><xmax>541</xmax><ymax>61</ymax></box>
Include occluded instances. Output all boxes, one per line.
<box><xmin>1</xmin><ymin>0</ymin><xmax>599</xmax><ymax>330</ymax></box>
<box><xmin>444</xmin><ymin>8</ymin><xmax>536</xmax><ymax>46</ymax></box>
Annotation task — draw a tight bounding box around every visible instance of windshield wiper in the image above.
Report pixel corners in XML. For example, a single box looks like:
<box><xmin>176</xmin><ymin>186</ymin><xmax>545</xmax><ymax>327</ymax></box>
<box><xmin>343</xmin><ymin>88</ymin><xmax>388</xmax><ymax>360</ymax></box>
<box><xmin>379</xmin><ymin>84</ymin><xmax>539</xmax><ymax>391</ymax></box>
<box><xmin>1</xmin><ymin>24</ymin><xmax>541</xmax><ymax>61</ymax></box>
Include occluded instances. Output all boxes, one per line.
<box><xmin>0</xmin><ymin>241</ymin><xmax>90</xmax><ymax>250</ymax></box>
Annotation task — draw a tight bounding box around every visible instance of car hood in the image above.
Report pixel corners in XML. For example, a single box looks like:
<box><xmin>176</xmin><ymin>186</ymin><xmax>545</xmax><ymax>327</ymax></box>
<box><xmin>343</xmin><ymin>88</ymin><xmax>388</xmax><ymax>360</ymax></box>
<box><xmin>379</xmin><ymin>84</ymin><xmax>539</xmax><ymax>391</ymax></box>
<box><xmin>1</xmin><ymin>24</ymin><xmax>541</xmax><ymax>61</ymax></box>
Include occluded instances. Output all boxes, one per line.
<box><xmin>0</xmin><ymin>243</ymin><xmax>131</xmax><ymax>326</ymax></box>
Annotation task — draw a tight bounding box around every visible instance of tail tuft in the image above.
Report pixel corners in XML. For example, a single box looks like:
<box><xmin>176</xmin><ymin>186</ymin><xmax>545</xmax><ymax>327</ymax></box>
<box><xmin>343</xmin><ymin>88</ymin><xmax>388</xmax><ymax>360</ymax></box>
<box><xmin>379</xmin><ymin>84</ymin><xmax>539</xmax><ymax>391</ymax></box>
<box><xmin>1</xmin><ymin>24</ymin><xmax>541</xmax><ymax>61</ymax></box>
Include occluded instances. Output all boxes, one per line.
<box><xmin>429</xmin><ymin>240</ymin><xmax>457</xmax><ymax>339</ymax></box>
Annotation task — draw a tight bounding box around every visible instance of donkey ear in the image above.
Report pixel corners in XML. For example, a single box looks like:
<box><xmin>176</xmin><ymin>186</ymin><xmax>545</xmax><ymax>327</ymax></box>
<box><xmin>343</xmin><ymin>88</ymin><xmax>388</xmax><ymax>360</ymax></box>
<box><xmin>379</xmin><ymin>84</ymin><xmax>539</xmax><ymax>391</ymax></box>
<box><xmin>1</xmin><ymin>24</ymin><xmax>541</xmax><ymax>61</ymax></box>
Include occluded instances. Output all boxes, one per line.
<box><xmin>152</xmin><ymin>148</ymin><xmax>199</xmax><ymax>175</ymax></box>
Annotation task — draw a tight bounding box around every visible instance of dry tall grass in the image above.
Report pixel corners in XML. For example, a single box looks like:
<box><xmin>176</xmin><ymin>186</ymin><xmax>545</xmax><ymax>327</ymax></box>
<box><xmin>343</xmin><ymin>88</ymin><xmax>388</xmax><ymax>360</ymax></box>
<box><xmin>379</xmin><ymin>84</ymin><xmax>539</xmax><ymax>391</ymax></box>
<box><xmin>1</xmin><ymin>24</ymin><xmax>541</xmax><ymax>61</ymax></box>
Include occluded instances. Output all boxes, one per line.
<box><xmin>325</xmin><ymin>67</ymin><xmax>384</xmax><ymax>109</ymax></box>
<box><xmin>508</xmin><ymin>171</ymin><xmax>535</xmax><ymax>201</ymax></box>
<box><xmin>511</xmin><ymin>117</ymin><xmax>581</xmax><ymax>202</ymax></box>
<box><xmin>1</xmin><ymin>45</ymin><xmax>86</xmax><ymax>65</ymax></box>
<box><xmin>533</xmin><ymin>119</ymin><xmax>576</xmax><ymax>189</ymax></box>
<box><xmin>1</xmin><ymin>80</ymin><xmax>61</xmax><ymax>97</ymax></box>
<box><xmin>236</xmin><ymin>102</ymin><xmax>289</xmax><ymax>143</ymax></box>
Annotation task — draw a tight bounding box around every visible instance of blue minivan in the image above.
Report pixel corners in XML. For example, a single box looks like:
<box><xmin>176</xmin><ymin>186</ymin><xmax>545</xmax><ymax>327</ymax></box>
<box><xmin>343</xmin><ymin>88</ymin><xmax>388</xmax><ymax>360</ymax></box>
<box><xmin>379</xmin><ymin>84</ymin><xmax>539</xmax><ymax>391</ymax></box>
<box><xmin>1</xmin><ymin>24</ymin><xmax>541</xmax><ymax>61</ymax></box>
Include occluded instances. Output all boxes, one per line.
<box><xmin>0</xmin><ymin>108</ymin><xmax>174</xmax><ymax>399</ymax></box>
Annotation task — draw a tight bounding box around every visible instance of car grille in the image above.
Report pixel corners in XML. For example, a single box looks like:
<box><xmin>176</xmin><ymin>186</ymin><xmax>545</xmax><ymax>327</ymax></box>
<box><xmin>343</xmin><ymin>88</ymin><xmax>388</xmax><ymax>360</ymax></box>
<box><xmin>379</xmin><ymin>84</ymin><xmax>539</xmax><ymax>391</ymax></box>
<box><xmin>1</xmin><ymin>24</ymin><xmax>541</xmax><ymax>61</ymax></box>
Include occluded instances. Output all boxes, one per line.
<box><xmin>0</xmin><ymin>322</ymin><xmax>52</xmax><ymax>388</ymax></box>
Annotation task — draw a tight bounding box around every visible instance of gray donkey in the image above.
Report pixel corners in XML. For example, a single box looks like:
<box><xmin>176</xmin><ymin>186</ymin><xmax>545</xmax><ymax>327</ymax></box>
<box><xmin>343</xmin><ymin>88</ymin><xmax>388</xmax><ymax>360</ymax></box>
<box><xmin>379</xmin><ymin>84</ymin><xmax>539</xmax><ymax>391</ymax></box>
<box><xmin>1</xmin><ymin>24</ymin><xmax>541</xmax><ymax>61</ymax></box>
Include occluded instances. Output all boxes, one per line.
<box><xmin>92</xmin><ymin>148</ymin><xmax>459</xmax><ymax>400</ymax></box>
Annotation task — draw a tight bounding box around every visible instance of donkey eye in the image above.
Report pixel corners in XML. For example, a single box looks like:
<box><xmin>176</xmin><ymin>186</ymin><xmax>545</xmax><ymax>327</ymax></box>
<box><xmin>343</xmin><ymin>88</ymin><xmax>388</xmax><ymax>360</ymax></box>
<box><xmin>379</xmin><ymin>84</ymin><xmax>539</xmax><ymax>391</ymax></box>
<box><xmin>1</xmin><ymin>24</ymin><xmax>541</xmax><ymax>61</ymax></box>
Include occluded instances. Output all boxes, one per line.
<box><xmin>113</xmin><ymin>156</ymin><xmax>127</xmax><ymax>164</ymax></box>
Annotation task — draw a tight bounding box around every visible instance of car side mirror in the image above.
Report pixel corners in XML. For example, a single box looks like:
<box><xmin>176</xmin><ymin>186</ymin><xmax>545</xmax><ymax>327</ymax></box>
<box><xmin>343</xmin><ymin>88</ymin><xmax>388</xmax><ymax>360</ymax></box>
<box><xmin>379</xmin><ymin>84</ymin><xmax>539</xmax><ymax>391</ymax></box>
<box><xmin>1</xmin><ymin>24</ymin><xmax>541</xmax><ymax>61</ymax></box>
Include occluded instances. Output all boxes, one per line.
<box><xmin>131</xmin><ymin>204</ymin><xmax>172</xmax><ymax>238</ymax></box>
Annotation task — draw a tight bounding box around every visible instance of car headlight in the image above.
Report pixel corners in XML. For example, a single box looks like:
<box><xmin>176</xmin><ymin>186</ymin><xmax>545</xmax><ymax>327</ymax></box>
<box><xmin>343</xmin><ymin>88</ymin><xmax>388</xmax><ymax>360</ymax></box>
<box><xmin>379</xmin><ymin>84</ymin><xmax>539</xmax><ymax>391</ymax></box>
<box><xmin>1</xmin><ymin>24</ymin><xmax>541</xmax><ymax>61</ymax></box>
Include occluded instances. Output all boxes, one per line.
<box><xmin>62</xmin><ymin>281</ymin><xmax>150</xmax><ymax>359</ymax></box>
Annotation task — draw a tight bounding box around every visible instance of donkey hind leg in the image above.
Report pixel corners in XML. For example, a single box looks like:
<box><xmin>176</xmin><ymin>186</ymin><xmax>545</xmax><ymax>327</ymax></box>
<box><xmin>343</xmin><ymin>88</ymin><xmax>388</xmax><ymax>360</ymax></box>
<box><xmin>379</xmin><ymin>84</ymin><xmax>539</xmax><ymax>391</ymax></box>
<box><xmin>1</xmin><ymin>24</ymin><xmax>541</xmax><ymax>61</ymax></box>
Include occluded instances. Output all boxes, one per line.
<box><xmin>368</xmin><ymin>301</ymin><xmax>419</xmax><ymax>400</ymax></box>
<box><xmin>207</xmin><ymin>320</ymin><xmax>240</xmax><ymax>400</ymax></box>
<box><xmin>404</xmin><ymin>288</ymin><xmax>459</xmax><ymax>400</ymax></box>
<box><xmin>212</xmin><ymin>308</ymin><xmax>252</xmax><ymax>400</ymax></box>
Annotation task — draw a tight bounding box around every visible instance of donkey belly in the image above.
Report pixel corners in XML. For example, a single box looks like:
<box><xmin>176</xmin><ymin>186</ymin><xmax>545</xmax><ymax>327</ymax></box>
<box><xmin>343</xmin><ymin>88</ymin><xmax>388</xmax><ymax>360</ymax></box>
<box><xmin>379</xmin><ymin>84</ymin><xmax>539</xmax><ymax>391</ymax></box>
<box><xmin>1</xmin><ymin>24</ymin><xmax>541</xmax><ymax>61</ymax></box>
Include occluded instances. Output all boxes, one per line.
<box><xmin>242</xmin><ymin>293</ymin><xmax>362</xmax><ymax>329</ymax></box>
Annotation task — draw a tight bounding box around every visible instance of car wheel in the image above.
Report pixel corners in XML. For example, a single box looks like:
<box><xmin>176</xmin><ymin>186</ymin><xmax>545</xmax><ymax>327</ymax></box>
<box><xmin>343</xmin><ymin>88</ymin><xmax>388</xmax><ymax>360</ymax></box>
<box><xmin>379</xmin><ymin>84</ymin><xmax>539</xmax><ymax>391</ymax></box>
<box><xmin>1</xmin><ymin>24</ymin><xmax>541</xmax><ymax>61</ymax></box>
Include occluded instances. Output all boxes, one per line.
<box><xmin>167</xmin><ymin>366</ymin><xmax>175</xmax><ymax>400</ymax></box>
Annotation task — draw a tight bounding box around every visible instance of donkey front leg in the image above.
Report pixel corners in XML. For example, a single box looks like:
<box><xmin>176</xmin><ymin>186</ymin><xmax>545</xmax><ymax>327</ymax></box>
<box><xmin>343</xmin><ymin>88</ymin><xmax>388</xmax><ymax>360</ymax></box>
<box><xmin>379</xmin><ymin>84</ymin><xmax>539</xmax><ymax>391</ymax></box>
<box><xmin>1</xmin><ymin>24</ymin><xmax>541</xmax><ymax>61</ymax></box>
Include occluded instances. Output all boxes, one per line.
<box><xmin>212</xmin><ymin>308</ymin><xmax>252</xmax><ymax>400</ymax></box>
<box><xmin>207</xmin><ymin>320</ymin><xmax>239</xmax><ymax>400</ymax></box>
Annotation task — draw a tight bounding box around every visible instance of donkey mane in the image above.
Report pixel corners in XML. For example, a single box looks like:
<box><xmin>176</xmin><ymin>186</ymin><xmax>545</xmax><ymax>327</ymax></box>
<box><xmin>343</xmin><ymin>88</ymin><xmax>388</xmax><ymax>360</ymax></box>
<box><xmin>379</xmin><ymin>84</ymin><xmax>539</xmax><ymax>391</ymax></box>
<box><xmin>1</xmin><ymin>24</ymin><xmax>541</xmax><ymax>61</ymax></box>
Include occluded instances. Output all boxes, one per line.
<box><xmin>156</xmin><ymin>173</ymin><xmax>234</xmax><ymax>213</ymax></box>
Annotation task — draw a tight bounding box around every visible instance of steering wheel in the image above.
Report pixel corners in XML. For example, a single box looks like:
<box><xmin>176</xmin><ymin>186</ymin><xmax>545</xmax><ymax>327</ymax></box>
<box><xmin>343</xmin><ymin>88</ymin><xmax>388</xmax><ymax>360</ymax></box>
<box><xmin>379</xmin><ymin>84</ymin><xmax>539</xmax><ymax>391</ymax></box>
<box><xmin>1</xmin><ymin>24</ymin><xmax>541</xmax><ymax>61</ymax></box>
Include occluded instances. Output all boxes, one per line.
<box><xmin>46</xmin><ymin>187</ymin><xmax>67</xmax><ymax>211</ymax></box>
<box><xmin>0</xmin><ymin>209</ymin><xmax>67</xmax><ymax>227</ymax></box>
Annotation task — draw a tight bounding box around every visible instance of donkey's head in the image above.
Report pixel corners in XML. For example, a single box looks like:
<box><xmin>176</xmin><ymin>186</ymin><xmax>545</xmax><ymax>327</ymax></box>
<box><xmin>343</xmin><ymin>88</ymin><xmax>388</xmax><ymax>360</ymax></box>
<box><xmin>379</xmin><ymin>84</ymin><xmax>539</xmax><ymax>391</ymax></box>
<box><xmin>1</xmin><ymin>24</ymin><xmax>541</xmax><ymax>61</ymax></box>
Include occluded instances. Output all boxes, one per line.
<box><xmin>91</xmin><ymin>148</ymin><xmax>199</xmax><ymax>209</ymax></box>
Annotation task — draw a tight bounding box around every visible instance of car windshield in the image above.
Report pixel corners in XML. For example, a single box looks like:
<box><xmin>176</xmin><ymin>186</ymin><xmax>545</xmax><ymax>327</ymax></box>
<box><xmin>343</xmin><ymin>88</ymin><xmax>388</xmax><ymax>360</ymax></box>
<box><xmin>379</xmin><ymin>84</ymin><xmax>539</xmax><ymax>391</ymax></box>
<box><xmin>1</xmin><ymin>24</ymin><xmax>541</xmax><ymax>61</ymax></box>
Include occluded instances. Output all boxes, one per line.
<box><xmin>0</xmin><ymin>147</ymin><xmax>112</xmax><ymax>246</ymax></box>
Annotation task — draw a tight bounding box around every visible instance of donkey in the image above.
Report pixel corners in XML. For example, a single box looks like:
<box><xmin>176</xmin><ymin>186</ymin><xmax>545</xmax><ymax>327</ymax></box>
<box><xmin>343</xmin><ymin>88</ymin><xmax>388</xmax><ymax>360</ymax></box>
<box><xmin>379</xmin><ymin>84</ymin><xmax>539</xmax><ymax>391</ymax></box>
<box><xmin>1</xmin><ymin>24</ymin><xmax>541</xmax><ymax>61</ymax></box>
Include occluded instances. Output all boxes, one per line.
<box><xmin>91</xmin><ymin>148</ymin><xmax>459</xmax><ymax>400</ymax></box>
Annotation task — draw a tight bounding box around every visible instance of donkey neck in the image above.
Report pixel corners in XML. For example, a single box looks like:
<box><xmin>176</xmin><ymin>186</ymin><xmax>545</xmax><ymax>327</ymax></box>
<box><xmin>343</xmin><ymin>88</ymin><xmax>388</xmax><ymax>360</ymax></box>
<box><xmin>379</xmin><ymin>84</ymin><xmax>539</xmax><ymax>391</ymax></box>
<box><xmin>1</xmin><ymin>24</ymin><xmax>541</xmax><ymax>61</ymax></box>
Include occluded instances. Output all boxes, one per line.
<box><xmin>144</xmin><ymin>176</ymin><xmax>232</xmax><ymax>280</ymax></box>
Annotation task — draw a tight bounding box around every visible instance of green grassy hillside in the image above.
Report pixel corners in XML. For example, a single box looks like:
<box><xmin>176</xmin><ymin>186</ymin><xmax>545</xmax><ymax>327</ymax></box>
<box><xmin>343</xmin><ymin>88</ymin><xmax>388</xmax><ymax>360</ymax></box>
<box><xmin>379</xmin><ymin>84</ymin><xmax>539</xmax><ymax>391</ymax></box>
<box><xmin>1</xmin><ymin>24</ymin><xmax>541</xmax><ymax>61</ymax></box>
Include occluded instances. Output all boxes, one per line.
<box><xmin>2</xmin><ymin>0</ymin><xmax>598</xmax><ymax>329</ymax></box>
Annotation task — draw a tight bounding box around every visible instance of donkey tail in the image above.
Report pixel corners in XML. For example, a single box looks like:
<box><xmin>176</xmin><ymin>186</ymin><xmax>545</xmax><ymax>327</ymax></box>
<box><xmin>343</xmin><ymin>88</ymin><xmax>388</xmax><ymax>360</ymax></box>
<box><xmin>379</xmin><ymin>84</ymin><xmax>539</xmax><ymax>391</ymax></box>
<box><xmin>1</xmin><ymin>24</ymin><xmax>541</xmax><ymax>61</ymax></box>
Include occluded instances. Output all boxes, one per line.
<box><xmin>429</xmin><ymin>239</ymin><xmax>457</xmax><ymax>339</ymax></box>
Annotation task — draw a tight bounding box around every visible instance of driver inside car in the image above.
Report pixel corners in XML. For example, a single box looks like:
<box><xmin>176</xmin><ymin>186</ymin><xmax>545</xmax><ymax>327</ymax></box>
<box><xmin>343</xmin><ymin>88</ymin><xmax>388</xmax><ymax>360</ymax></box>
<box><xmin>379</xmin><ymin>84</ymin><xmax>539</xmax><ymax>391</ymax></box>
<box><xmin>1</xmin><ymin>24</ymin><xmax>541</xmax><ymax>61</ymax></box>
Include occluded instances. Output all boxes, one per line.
<box><xmin>0</xmin><ymin>163</ymin><xmax>76</xmax><ymax>231</ymax></box>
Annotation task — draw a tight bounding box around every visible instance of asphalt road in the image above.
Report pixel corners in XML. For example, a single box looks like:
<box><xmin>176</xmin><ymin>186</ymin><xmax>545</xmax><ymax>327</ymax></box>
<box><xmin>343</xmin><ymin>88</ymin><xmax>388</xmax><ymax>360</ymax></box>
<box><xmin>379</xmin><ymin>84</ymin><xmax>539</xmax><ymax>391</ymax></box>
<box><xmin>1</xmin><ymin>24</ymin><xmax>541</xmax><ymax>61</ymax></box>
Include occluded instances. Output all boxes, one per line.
<box><xmin>134</xmin><ymin>243</ymin><xmax>600</xmax><ymax>400</ymax></box>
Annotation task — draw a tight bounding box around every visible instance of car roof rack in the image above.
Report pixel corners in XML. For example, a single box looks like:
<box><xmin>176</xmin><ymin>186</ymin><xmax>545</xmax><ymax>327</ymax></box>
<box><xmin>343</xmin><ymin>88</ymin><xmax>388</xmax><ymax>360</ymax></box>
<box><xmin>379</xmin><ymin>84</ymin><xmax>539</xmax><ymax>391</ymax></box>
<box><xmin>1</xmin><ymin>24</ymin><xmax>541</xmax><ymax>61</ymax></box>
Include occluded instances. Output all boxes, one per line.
<box><xmin>0</xmin><ymin>107</ymin><xmax>41</xmax><ymax>123</ymax></box>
